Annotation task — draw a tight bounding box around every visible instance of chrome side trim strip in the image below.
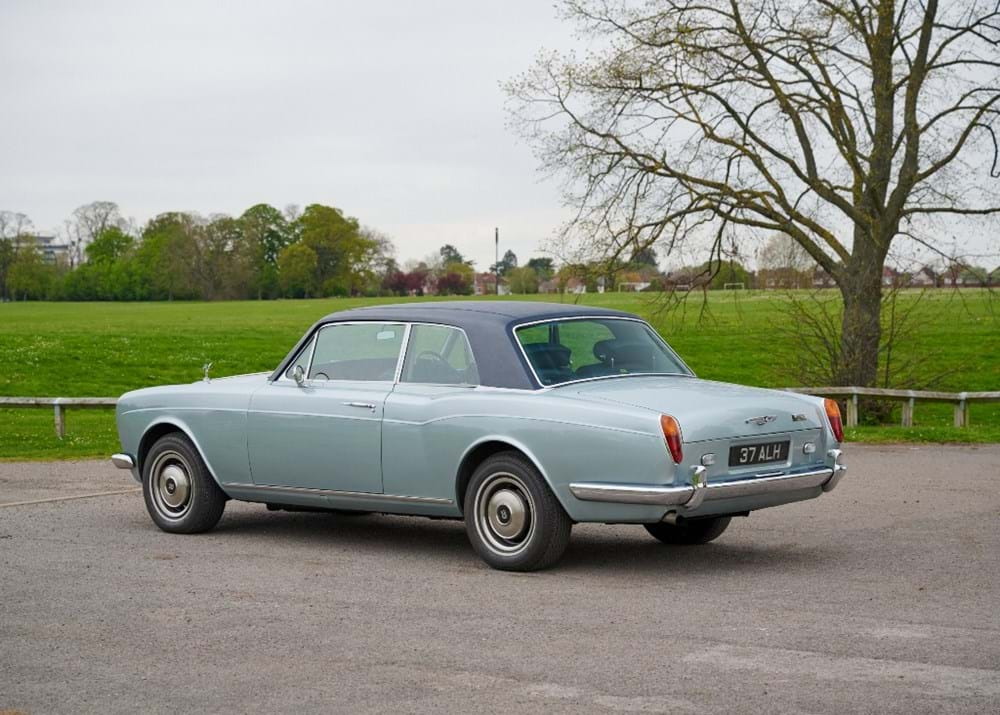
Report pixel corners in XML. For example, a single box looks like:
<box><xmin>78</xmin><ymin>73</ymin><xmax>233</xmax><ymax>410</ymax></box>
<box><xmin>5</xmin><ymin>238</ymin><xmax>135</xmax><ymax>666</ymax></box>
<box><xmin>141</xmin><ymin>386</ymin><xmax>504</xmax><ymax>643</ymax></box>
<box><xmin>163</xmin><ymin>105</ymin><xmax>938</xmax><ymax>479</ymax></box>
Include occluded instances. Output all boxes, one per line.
<box><xmin>569</xmin><ymin>466</ymin><xmax>836</xmax><ymax>507</ymax></box>
<box><xmin>221</xmin><ymin>482</ymin><xmax>454</xmax><ymax>505</ymax></box>
<box><xmin>111</xmin><ymin>453</ymin><xmax>135</xmax><ymax>470</ymax></box>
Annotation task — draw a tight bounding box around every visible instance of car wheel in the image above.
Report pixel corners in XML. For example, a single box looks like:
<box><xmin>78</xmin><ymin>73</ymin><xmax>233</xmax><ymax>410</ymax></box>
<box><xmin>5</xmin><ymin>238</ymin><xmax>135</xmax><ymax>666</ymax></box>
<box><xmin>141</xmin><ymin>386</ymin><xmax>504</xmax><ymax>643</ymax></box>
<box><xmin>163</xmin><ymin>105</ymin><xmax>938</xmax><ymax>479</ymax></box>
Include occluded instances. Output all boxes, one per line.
<box><xmin>464</xmin><ymin>451</ymin><xmax>572</xmax><ymax>572</ymax></box>
<box><xmin>143</xmin><ymin>433</ymin><xmax>226</xmax><ymax>534</ymax></box>
<box><xmin>644</xmin><ymin>516</ymin><xmax>731</xmax><ymax>545</ymax></box>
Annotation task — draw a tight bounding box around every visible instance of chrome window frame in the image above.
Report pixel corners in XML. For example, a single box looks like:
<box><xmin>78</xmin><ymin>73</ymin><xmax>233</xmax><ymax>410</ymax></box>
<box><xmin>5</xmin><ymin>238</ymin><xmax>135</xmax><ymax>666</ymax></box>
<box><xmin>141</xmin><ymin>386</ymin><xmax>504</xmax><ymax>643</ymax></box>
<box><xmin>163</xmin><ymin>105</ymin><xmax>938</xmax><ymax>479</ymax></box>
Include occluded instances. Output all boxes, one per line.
<box><xmin>273</xmin><ymin>320</ymin><xmax>480</xmax><ymax>388</ymax></box>
<box><xmin>398</xmin><ymin>322</ymin><xmax>480</xmax><ymax>388</ymax></box>
<box><xmin>511</xmin><ymin>315</ymin><xmax>696</xmax><ymax>389</ymax></box>
<box><xmin>278</xmin><ymin>333</ymin><xmax>318</xmax><ymax>383</ymax></box>
<box><xmin>273</xmin><ymin>320</ymin><xmax>409</xmax><ymax>386</ymax></box>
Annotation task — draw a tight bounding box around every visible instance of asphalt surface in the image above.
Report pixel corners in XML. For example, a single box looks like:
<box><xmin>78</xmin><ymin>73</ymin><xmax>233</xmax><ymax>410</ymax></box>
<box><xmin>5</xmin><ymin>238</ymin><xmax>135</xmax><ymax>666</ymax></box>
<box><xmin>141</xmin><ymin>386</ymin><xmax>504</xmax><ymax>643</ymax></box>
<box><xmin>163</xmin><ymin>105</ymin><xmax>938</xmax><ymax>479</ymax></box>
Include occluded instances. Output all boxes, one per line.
<box><xmin>1</xmin><ymin>444</ymin><xmax>998</xmax><ymax>714</ymax></box>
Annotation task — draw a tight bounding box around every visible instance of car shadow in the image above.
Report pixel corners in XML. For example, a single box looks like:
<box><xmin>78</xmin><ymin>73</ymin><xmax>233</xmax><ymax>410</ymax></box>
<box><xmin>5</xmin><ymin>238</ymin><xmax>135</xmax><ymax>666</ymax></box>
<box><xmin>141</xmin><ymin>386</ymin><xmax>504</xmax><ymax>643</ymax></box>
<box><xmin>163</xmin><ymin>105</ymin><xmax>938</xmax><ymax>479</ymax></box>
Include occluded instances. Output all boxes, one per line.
<box><xmin>558</xmin><ymin>529</ymin><xmax>835</xmax><ymax>578</ymax></box>
<box><xmin>199</xmin><ymin>506</ymin><xmax>841</xmax><ymax>578</ymax></box>
<box><xmin>212</xmin><ymin>507</ymin><xmax>472</xmax><ymax>558</ymax></box>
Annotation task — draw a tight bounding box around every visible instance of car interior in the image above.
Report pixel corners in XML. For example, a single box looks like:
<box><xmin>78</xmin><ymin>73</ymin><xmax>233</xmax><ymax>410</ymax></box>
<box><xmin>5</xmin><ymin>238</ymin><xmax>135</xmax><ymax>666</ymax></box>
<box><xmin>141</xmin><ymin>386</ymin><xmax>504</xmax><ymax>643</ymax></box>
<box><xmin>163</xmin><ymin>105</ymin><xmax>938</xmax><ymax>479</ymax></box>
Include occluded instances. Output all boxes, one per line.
<box><xmin>520</xmin><ymin>320</ymin><xmax>682</xmax><ymax>386</ymax></box>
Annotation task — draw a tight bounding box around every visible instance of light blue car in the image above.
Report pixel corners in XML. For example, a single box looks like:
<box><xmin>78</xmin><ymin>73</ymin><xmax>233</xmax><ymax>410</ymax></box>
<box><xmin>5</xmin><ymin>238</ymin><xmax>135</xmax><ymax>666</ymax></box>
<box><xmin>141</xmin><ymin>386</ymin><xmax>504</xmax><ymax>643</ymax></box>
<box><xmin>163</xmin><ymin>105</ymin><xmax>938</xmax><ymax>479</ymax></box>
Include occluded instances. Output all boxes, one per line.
<box><xmin>113</xmin><ymin>301</ymin><xmax>847</xmax><ymax>571</ymax></box>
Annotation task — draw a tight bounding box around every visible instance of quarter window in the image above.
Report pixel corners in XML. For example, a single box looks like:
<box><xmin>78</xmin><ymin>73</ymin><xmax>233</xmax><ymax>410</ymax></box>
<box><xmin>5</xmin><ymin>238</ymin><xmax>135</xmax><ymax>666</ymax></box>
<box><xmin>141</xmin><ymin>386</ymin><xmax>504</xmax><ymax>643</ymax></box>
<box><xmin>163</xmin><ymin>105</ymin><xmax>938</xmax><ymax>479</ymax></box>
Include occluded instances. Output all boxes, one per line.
<box><xmin>401</xmin><ymin>324</ymin><xmax>479</xmax><ymax>385</ymax></box>
<box><xmin>306</xmin><ymin>323</ymin><xmax>404</xmax><ymax>382</ymax></box>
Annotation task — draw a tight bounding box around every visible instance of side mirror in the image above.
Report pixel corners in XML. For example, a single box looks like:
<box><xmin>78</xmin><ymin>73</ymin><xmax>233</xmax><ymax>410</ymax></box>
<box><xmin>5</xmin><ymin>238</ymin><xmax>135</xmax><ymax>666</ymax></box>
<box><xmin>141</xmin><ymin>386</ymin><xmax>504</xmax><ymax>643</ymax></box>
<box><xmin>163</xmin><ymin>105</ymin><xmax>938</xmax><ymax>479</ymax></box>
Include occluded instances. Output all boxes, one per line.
<box><xmin>293</xmin><ymin>364</ymin><xmax>306</xmax><ymax>387</ymax></box>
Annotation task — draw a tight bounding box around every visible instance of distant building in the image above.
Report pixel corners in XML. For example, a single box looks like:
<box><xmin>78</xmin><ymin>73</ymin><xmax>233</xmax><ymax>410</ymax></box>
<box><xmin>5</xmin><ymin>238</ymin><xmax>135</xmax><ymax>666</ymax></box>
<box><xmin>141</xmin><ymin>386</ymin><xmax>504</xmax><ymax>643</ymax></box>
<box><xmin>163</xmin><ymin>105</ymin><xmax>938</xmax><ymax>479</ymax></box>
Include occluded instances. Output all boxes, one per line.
<box><xmin>955</xmin><ymin>266</ymin><xmax>990</xmax><ymax>287</ymax></box>
<box><xmin>616</xmin><ymin>269</ymin><xmax>652</xmax><ymax>292</ymax></box>
<box><xmin>537</xmin><ymin>279</ymin><xmax>559</xmax><ymax>294</ymax></box>
<box><xmin>474</xmin><ymin>272</ymin><xmax>509</xmax><ymax>296</ymax></box>
<box><xmin>812</xmin><ymin>267</ymin><xmax>836</xmax><ymax>288</ymax></box>
<box><xmin>910</xmin><ymin>266</ymin><xmax>937</xmax><ymax>287</ymax></box>
<box><xmin>17</xmin><ymin>234</ymin><xmax>71</xmax><ymax>265</ymax></box>
<box><xmin>564</xmin><ymin>277</ymin><xmax>587</xmax><ymax>294</ymax></box>
<box><xmin>474</xmin><ymin>272</ymin><xmax>495</xmax><ymax>296</ymax></box>
<box><xmin>882</xmin><ymin>266</ymin><xmax>904</xmax><ymax>287</ymax></box>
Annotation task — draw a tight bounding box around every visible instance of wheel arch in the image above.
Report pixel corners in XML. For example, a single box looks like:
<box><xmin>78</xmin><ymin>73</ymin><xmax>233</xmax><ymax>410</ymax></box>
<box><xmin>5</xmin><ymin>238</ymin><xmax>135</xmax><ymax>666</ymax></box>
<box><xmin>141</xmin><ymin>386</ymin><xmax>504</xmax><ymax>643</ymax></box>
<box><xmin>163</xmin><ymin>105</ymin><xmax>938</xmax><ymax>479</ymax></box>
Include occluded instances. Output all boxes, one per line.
<box><xmin>455</xmin><ymin>436</ymin><xmax>555</xmax><ymax>515</ymax></box>
<box><xmin>137</xmin><ymin>418</ymin><xmax>224</xmax><ymax>488</ymax></box>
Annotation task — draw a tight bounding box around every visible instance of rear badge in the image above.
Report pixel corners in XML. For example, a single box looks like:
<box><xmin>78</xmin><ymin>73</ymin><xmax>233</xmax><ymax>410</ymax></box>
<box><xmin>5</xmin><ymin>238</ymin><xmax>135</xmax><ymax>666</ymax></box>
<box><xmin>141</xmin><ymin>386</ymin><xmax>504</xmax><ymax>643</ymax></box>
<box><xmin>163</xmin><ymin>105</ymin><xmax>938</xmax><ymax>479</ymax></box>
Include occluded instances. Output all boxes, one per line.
<box><xmin>745</xmin><ymin>415</ymin><xmax>776</xmax><ymax>426</ymax></box>
<box><xmin>792</xmin><ymin>413</ymin><xmax>808</xmax><ymax>422</ymax></box>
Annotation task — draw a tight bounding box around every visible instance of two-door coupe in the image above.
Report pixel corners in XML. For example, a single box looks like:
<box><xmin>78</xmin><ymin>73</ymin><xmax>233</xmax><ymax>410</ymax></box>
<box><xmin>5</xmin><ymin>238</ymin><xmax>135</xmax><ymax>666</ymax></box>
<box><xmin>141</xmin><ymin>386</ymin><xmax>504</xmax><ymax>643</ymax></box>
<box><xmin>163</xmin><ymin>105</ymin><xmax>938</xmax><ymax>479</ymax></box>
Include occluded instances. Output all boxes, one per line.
<box><xmin>112</xmin><ymin>301</ymin><xmax>847</xmax><ymax>571</ymax></box>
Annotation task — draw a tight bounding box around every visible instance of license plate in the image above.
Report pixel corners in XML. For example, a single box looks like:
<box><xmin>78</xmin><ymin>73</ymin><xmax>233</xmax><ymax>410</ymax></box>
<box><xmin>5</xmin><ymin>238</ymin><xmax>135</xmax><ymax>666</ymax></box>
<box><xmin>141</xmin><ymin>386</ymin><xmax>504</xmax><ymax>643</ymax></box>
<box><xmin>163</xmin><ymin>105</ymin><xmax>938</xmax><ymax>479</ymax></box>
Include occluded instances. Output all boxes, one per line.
<box><xmin>728</xmin><ymin>441</ymin><xmax>789</xmax><ymax>467</ymax></box>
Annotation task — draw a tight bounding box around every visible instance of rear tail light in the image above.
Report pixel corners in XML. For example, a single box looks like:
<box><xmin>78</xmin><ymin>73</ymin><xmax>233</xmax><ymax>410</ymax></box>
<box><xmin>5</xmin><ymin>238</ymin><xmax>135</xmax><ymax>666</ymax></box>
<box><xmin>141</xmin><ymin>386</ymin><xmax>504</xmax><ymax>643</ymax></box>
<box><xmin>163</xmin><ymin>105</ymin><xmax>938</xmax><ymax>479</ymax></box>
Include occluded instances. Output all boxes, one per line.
<box><xmin>824</xmin><ymin>398</ymin><xmax>844</xmax><ymax>442</ymax></box>
<box><xmin>660</xmin><ymin>415</ymin><xmax>683</xmax><ymax>464</ymax></box>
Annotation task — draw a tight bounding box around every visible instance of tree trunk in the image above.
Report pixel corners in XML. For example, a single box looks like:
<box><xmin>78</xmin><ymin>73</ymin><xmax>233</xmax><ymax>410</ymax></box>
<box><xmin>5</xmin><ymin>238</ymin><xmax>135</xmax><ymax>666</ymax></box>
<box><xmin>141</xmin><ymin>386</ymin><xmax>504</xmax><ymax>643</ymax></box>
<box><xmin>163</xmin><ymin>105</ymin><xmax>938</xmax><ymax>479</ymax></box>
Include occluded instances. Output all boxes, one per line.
<box><xmin>835</xmin><ymin>238</ymin><xmax>886</xmax><ymax>387</ymax></box>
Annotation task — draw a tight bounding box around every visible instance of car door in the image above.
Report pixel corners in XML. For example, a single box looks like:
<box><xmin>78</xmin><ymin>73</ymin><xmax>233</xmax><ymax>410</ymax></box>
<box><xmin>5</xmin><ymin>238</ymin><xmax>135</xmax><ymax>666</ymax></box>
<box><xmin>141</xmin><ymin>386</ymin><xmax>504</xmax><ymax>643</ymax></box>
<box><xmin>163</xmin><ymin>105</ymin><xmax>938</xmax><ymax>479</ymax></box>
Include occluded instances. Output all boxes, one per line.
<box><xmin>247</xmin><ymin>321</ymin><xmax>406</xmax><ymax>493</ymax></box>
<box><xmin>382</xmin><ymin>323</ymin><xmax>481</xmax><ymax>500</ymax></box>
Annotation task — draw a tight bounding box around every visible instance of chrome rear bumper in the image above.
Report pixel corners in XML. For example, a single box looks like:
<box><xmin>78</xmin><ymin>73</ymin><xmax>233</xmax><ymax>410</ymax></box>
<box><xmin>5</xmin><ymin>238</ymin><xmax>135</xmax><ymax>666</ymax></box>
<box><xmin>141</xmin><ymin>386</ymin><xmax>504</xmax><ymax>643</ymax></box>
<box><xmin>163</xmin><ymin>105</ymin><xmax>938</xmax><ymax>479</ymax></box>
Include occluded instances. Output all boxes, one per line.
<box><xmin>570</xmin><ymin>455</ymin><xmax>846</xmax><ymax>509</ymax></box>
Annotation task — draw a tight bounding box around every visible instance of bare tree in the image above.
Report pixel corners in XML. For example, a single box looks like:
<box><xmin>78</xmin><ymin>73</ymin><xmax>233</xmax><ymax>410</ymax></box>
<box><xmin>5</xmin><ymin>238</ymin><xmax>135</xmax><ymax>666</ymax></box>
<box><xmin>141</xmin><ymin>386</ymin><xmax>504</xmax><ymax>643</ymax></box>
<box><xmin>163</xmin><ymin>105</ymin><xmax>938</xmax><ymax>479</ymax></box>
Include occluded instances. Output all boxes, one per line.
<box><xmin>0</xmin><ymin>210</ymin><xmax>33</xmax><ymax>241</ymax></box>
<box><xmin>507</xmin><ymin>0</ymin><xmax>1000</xmax><ymax>386</ymax></box>
<box><xmin>65</xmin><ymin>201</ymin><xmax>126</xmax><ymax>266</ymax></box>
<box><xmin>758</xmin><ymin>232</ymin><xmax>814</xmax><ymax>287</ymax></box>
<box><xmin>0</xmin><ymin>211</ymin><xmax>34</xmax><ymax>301</ymax></box>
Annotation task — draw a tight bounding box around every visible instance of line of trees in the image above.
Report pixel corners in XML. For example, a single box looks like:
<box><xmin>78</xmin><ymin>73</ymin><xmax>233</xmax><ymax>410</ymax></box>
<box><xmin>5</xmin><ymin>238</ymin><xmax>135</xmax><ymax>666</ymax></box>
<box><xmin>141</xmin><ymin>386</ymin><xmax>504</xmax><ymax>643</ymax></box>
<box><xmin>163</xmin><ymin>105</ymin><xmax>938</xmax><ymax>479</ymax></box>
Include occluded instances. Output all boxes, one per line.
<box><xmin>0</xmin><ymin>202</ymin><xmax>398</xmax><ymax>301</ymax></box>
<box><xmin>0</xmin><ymin>203</ymin><xmax>567</xmax><ymax>301</ymax></box>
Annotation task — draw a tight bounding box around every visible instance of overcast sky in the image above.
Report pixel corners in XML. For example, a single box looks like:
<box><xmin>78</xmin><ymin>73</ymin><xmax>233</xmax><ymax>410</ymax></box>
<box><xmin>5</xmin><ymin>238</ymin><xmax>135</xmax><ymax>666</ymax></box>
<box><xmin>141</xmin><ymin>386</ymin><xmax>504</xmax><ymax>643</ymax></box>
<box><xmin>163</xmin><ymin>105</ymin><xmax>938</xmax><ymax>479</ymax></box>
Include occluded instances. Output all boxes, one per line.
<box><xmin>0</xmin><ymin>0</ymin><xmax>578</xmax><ymax>269</ymax></box>
<box><xmin>3</xmin><ymin>2</ymin><xmax>997</xmax><ymax>272</ymax></box>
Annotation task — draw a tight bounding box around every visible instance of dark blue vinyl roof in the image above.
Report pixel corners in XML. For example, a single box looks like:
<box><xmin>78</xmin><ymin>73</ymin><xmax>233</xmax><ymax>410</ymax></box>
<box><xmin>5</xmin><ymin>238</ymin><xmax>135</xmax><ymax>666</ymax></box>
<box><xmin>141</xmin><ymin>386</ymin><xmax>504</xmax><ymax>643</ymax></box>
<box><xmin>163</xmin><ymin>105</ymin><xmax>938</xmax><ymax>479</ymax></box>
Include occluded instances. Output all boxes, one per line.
<box><xmin>320</xmin><ymin>300</ymin><xmax>634</xmax><ymax>327</ymax></box>
<box><xmin>271</xmin><ymin>301</ymin><xmax>640</xmax><ymax>389</ymax></box>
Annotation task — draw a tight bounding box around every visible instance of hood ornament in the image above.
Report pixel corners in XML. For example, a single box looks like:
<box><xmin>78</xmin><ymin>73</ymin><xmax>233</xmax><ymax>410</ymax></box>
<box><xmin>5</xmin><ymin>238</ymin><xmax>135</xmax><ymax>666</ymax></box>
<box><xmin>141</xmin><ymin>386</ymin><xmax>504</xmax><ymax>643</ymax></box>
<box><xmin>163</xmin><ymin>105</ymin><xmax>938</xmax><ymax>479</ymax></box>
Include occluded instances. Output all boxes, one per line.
<box><xmin>202</xmin><ymin>362</ymin><xmax>213</xmax><ymax>383</ymax></box>
<box><xmin>745</xmin><ymin>415</ymin><xmax>776</xmax><ymax>426</ymax></box>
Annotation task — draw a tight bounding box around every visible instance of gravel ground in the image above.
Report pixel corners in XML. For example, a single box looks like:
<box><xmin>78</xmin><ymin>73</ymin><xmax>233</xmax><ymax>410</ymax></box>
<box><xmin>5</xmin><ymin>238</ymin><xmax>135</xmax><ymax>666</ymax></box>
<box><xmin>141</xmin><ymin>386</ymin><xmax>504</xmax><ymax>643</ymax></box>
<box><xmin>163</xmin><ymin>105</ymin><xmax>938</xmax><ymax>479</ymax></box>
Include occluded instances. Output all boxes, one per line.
<box><xmin>1</xmin><ymin>444</ymin><xmax>998</xmax><ymax>714</ymax></box>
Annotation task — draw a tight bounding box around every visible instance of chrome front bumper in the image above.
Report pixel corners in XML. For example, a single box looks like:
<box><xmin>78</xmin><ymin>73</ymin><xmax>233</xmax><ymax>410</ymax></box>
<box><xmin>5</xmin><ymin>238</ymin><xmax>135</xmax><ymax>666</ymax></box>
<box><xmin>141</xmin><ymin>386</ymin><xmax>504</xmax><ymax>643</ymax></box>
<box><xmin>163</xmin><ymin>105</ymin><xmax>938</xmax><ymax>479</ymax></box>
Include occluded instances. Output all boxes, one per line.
<box><xmin>111</xmin><ymin>453</ymin><xmax>135</xmax><ymax>470</ymax></box>
<box><xmin>569</xmin><ymin>451</ymin><xmax>847</xmax><ymax>510</ymax></box>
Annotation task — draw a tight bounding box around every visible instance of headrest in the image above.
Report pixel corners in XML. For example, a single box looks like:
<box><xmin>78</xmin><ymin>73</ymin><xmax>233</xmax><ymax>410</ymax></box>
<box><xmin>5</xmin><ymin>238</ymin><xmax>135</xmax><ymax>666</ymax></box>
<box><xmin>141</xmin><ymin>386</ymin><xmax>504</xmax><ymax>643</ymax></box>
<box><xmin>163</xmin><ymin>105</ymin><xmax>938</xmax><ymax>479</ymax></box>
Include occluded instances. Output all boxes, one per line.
<box><xmin>594</xmin><ymin>339</ymin><xmax>652</xmax><ymax>365</ymax></box>
<box><xmin>593</xmin><ymin>339</ymin><xmax>616</xmax><ymax>361</ymax></box>
<box><xmin>524</xmin><ymin>342</ymin><xmax>571</xmax><ymax>368</ymax></box>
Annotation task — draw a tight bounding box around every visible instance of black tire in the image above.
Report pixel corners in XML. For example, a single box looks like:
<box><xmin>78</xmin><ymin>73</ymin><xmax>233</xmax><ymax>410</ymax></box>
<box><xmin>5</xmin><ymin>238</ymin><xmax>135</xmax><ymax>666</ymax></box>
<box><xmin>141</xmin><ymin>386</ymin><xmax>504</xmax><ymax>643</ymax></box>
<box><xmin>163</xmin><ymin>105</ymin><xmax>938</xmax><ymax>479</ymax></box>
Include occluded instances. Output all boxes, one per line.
<box><xmin>463</xmin><ymin>451</ymin><xmax>572</xmax><ymax>572</ymax></box>
<box><xmin>644</xmin><ymin>516</ymin><xmax>731</xmax><ymax>545</ymax></box>
<box><xmin>142</xmin><ymin>432</ymin><xmax>226</xmax><ymax>534</ymax></box>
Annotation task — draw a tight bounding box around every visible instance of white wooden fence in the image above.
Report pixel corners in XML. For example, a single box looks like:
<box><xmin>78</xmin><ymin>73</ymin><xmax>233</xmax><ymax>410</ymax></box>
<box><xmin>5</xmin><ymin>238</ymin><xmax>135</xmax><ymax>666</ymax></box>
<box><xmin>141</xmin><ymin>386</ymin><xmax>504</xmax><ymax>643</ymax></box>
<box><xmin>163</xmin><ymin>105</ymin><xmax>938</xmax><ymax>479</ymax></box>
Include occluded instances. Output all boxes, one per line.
<box><xmin>2</xmin><ymin>387</ymin><xmax>999</xmax><ymax>438</ymax></box>
<box><xmin>785</xmin><ymin>387</ymin><xmax>1000</xmax><ymax>428</ymax></box>
<box><xmin>0</xmin><ymin>397</ymin><xmax>117</xmax><ymax>439</ymax></box>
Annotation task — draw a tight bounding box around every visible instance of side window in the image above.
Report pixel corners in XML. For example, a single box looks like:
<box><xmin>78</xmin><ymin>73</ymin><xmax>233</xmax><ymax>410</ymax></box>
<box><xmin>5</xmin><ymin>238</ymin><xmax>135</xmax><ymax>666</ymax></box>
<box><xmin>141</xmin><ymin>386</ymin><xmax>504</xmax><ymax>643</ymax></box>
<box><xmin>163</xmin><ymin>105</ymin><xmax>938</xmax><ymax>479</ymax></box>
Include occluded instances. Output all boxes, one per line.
<box><xmin>401</xmin><ymin>324</ymin><xmax>479</xmax><ymax>385</ymax></box>
<box><xmin>284</xmin><ymin>336</ymin><xmax>315</xmax><ymax>379</ymax></box>
<box><xmin>308</xmin><ymin>323</ymin><xmax>404</xmax><ymax>382</ymax></box>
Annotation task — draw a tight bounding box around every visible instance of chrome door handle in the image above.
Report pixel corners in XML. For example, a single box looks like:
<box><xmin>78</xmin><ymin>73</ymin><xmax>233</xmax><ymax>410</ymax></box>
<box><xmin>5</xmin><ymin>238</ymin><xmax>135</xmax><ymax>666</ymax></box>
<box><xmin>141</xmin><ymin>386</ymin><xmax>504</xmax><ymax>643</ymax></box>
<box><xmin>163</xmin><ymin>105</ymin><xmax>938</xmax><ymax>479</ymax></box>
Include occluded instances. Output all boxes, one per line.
<box><xmin>343</xmin><ymin>401</ymin><xmax>376</xmax><ymax>410</ymax></box>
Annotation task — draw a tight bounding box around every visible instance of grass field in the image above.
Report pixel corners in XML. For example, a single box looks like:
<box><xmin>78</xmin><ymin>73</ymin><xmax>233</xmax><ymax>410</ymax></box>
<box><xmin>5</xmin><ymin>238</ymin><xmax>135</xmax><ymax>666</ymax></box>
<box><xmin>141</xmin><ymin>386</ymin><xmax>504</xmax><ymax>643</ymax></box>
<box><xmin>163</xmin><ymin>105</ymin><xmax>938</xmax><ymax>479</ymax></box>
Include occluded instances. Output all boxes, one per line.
<box><xmin>1</xmin><ymin>290</ymin><xmax>997</xmax><ymax>460</ymax></box>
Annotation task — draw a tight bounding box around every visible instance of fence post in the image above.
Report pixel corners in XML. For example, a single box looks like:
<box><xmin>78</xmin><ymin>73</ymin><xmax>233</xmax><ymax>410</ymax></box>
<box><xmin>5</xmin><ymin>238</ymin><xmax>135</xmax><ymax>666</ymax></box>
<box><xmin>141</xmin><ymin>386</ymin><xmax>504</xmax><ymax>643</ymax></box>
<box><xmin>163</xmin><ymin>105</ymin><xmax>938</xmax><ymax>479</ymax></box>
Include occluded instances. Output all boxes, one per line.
<box><xmin>846</xmin><ymin>391</ymin><xmax>859</xmax><ymax>427</ymax></box>
<box><xmin>901</xmin><ymin>393</ymin><xmax>915</xmax><ymax>428</ymax></box>
<box><xmin>53</xmin><ymin>400</ymin><xmax>65</xmax><ymax>439</ymax></box>
<box><xmin>954</xmin><ymin>393</ymin><xmax>969</xmax><ymax>428</ymax></box>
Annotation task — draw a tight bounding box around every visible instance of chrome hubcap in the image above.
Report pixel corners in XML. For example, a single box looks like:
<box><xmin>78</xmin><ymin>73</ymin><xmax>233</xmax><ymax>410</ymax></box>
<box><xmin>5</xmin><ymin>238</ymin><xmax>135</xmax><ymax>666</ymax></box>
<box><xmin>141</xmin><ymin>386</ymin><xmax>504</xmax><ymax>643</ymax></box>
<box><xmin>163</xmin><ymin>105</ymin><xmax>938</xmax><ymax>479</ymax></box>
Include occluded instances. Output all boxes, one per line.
<box><xmin>487</xmin><ymin>488</ymin><xmax>528</xmax><ymax>540</ymax></box>
<box><xmin>149</xmin><ymin>451</ymin><xmax>193</xmax><ymax>519</ymax></box>
<box><xmin>475</xmin><ymin>473</ymin><xmax>535</xmax><ymax>555</ymax></box>
<box><xmin>159</xmin><ymin>464</ymin><xmax>190</xmax><ymax>508</ymax></box>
